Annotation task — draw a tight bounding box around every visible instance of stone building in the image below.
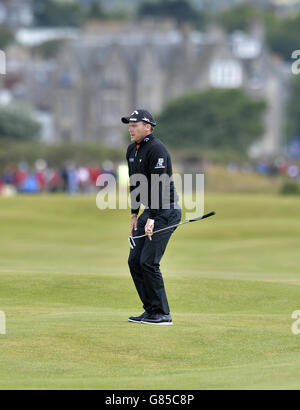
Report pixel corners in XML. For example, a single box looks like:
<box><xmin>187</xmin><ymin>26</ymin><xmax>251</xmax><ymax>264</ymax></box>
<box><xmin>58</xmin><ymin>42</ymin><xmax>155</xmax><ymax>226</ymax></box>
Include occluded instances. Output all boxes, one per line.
<box><xmin>53</xmin><ymin>21</ymin><xmax>287</xmax><ymax>156</ymax></box>
<box><xmin>0</xmin><ymin>0</ymin><xmax>33</xmax><ymax>27</ymax></box>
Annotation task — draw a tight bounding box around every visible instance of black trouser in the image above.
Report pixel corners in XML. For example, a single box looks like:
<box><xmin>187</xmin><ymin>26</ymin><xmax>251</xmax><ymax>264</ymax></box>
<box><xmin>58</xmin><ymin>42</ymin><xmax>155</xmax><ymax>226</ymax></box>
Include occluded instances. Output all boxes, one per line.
<box><xmin>128</xmin><ymin>207</ymin><xmax>181</xmax><ymax>315</ymax></box>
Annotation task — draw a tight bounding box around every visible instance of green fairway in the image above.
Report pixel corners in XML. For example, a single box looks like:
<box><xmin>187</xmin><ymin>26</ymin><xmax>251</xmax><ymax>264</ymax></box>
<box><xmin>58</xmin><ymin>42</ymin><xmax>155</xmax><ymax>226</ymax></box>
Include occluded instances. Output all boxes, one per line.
<box><xmin>0</xmin><ymin>193</ymin><xmax>299</xmax><ymax>389</ymax></box>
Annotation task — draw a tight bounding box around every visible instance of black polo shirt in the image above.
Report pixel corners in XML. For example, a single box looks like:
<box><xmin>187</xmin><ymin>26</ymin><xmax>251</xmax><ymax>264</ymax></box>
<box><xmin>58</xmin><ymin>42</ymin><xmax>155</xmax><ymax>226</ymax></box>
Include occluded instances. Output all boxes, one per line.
<box><xmin>126</xmin><ymin>133</ymin><xmax>178</xmax><ymax>219</ymax></box>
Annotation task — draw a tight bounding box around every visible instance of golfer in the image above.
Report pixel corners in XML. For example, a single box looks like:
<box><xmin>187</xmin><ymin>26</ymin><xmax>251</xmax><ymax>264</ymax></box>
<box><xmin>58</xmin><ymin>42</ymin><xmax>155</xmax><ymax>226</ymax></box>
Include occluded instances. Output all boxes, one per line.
<box><xmin>122</xmin><ymin>109</ymin><xmax>181</xmax><ymax>325</ymax></box>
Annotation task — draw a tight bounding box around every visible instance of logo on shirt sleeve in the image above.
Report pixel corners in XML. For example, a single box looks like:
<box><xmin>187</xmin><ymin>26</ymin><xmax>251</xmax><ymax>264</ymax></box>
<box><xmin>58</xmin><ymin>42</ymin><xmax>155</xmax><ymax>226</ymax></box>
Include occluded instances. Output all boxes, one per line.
<box><xmin>154</xmin><ymin>158</ymin><xmax>165</xmax><ymax>169</ymax></box>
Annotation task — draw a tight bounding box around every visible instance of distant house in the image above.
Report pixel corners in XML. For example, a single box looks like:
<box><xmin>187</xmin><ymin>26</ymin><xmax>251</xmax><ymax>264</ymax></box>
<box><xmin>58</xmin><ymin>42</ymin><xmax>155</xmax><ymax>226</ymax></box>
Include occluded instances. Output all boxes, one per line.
<box><xmin>51</xmin><ymin>21</ymin><xmax>288</xmax><ymax>157</ymax></box>
<box><xmin>0</xmin><ymin>0</ymin><xmax>33</xmax><ymax>27</ymax></box>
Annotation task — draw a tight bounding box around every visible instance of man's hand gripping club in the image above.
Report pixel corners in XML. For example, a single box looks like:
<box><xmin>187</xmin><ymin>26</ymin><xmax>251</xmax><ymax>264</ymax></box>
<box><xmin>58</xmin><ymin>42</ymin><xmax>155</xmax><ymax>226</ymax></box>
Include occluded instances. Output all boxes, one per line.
<box><xmin>130</xmin><ymin>214</ymin><xmax>154</xmax><ymax>241</ymax></box>
<box><xmin>145</xmin><ymin>218</ymin><xmax>154</xmax><ymax>241</ymax></box>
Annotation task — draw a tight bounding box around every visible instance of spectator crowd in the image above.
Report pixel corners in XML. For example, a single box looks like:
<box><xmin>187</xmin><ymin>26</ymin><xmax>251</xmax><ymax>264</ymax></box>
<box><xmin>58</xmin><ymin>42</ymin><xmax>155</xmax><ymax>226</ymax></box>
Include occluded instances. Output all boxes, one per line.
<box><xmin>0</xmin><ymin>155</ymin><xmax>299</xmax><ymax>196</ymax></box>
<box><xmin>226</xmin><ymin>157</ymin><xmax>300</xmax><ymax>180</ymax></box>
<box><xmin>0</xmin><ymin>160</ymin><xmax>117</xmax><ymax>195</ymax></box>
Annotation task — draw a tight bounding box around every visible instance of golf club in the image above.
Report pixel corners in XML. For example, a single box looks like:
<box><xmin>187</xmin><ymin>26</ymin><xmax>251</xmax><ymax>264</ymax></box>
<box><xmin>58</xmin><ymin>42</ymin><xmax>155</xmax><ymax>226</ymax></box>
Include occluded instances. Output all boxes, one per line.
<box><xmin>128</xmin><ymin>211</ymin><xmax>216</xmax><ymax>249</ymax></box>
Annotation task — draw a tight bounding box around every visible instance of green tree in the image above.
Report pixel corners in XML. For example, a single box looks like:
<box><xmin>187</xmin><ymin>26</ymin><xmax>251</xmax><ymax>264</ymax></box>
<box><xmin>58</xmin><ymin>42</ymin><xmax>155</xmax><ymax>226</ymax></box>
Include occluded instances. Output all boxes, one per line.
<box><xmin>33</xmin><ymin>0</ymin><xmax>84</xmax><ymax>27</ymax></box>
<box><xmin>0</xmin><ymin>104</ymin><xmax>41</xmax><ymax>141</ymax></box>
<box><xmin>264</xmin><ymin>13</ymin><xmax>300</xmax><ymax>61</ymax></box>
<box><xmin>86</xmin><ymin>0</ymin><xmax>105</xmax><ymax>19</ymax></box>
<box><xmin>155</xmin><ymin>88</ymin><xmax>266</xmax><ymax>153</ymax></box>
<box><xmin>0</xmin><ymin>27</ymin><xmax>14</xmax><ymax>50</ymax></box>
<box><xmin>137</xmin><ymin>0</ymin><xmax>205</xmax><ymax>28</ymax></box>
<box><xmin>218</xmin><ymin>3</ymin><xmax>259</xmax><ymax>33</ymax></box>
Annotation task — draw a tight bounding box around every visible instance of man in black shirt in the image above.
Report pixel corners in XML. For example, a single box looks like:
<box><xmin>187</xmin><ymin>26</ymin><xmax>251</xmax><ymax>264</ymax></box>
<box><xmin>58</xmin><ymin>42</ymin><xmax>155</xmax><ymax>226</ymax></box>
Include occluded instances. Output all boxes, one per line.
<box><xmin>122</xmin><ymin>109</ymin><xmax>181</xmax><ymax>325</ymax></box>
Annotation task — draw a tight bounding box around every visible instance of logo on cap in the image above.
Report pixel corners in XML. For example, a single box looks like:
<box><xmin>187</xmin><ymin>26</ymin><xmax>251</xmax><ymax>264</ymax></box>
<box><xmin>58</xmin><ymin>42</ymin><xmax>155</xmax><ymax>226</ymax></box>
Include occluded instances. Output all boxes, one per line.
<box><xmin>121</xmin><ymin>109</ymin><xmax>156</xmax><ymax>126</ymax></box>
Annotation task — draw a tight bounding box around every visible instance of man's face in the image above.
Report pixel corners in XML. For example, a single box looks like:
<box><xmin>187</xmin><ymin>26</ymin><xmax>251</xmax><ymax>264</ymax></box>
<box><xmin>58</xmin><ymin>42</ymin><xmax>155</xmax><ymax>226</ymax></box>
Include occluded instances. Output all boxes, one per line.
<box><xmin>128</xmin><ymin>122</ymin><xmax>151</xmax><ymax>143</ymax></box>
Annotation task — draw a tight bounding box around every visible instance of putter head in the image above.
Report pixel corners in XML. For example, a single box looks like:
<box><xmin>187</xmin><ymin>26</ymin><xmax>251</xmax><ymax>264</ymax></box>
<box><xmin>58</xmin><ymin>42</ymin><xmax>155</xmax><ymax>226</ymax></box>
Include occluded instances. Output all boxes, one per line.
<box><xmin>128</xmin><ymin>236</ymin><xmax>136</xmax><ymax>249</ymax></box>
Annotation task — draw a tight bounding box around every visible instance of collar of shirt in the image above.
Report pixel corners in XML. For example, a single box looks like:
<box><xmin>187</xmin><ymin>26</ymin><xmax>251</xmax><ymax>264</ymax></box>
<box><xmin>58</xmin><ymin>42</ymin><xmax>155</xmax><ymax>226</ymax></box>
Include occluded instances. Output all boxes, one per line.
<box><xmin>135</xmin><ymin>133</ymin><xmax>153</xmax><ymax>149</ymax></box>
